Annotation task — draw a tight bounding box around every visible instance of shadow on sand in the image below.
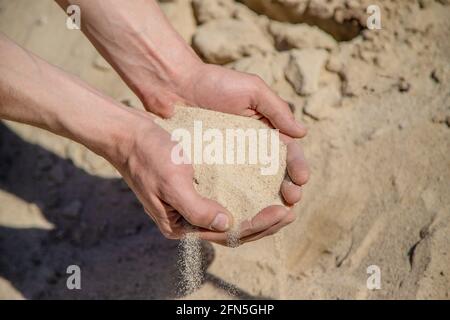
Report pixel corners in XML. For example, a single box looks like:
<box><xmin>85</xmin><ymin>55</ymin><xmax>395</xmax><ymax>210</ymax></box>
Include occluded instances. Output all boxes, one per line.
<box><xmin>0</xmin><ymin>123</ymin><xmax>268</xmax><ymax>299</ymax></box>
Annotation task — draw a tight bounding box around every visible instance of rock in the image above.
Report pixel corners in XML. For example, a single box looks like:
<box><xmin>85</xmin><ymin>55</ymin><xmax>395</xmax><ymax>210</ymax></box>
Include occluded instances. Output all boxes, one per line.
<box><xmin>228</xmin><ymin>54</ymin><xmax>276</xmax><ymax>86</ymax></box>
<box><xmin>398</xmin><ymin>77</ymin><xmax>411</xmax><ymax>93</ymax></box>
<box><xmin>285</xmin><ymin>49</ymin><xmax>328</xmax><ymax>96</ymax></box>
<box><xmin>329</xmin><ymin>39</ymin><xmax>394</xmax><ymax>96</ymax></box>
<box><xmin>61</xmin><ymin>200</ymin><xmax>82</xmax><ymax>219</ymax></box>
<box><xmin>228</xmin><ymin>52</ymin><xmax>295</xmax><ymax>97</ymax></box>
<box><xmin>308</xmin><ymin>0</ymin><xmax>337</xmax><ymax>19</ymax></box>
<box><xmin>193</xmin><ymin>0</ymin><xmax>264</xmax><ymax>25</ymax></box>
<box><xmin>192</xmin><ymin>19</ymin><xmax>273</xmax><ymax>64</ymax></box>
<box><xmin>303</xmin><ymin>85</ymin><xmax>341</xmax><ymax>120</ymax></box>
<box><xmin>269</xmin><ymin>21</ymin><xmax>337</xmax><ymax>51</ymax></box>
<box><xmin>240</xmin><ymin>0</ymin><xmax>309</xmax><ymax>22</ymax></box>
<box><xmin>192</xmin><ymin>0</ymin><xmax>235</xmax><ymax>23</ymax></box>
<box><xmin>160</xmin><ymin>0</ymin><xmax>197</xmax><ymax>43</ymax></box>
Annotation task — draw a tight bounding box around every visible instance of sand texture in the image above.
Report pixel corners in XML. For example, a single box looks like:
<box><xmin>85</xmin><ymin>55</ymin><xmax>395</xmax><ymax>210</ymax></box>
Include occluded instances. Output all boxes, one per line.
<box><xmin>0</xmin><ymin>0</ymin><xmax>449</xmax><ymax>299</ymax></box>
<box><xmin>156</xmin><ymin>105</ymin><xmax>287</xmax><ymax>230</ymax></box>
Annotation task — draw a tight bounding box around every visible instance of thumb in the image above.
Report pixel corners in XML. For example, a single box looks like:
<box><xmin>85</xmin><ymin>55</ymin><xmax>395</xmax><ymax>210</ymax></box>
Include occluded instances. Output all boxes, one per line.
<box><xmin>170</xmin><ymin>181</ymin><xmax>233</xmax><ymax>232</ymax></box>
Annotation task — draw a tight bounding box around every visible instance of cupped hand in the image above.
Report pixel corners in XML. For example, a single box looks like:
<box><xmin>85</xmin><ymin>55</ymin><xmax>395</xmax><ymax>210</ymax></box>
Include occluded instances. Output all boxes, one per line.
<box><xmin>113</xmin><ymin>112</ymin><xmax>299</xmax><ymax>246</ymax></box>
<box><xmin>140</xmin><ymin>63</ymin><xmax>310</xmax><ymax>208</ymax></box>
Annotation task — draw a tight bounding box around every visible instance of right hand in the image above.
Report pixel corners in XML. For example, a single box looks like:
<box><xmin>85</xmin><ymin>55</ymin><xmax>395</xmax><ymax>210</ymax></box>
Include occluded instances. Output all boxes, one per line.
<box><xmin>113</xmin><ymin>113</ymin><xmax>295</xmax><ymax>245</ymax></box>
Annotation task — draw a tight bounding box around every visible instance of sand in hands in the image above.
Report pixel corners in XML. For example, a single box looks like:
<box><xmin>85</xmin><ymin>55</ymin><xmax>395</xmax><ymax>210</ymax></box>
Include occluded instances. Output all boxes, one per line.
<box><xmin>156</xmin><ymin>105</ymin><xmax>287</xmax><ymax>295</ymax></box>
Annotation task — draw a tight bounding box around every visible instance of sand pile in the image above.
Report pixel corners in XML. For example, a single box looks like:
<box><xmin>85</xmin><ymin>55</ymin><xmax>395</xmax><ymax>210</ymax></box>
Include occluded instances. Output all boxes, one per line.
<box><xmin>156</xmin><ymin>105</ymin><xmax>287</xmax><ymax>293</ymax></box>
<box><xmin>156</xmin><ymin>105</ymin><xmax>287</xmax><ymax>235</ymax></box>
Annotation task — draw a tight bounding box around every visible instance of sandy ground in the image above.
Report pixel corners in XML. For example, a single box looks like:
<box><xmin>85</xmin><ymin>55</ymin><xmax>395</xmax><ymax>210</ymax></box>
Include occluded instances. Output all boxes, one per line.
<box><xmin>0</xmin><ymin>0</ymin><xmax>449</xmax><ymax>299</ymax></box>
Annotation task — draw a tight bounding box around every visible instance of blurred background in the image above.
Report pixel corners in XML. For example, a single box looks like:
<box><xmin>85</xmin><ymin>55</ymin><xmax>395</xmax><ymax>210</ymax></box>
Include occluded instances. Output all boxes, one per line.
<box><xmin>0</xmin><ymin>0</ymin><xmax>449</xmax><ymax>299</ymax></box>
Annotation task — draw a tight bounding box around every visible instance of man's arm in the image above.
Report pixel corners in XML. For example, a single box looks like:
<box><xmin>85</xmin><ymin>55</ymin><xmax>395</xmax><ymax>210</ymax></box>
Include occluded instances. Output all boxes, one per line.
<box><xmin>55</xmin><ymin>0</ymin><xmax>201</xmax><ymax>117</ymax></box>
<box><xmin>0</xmin><ymin>33</ymin><xmax>136</xmax><ymax>163</ymax></box>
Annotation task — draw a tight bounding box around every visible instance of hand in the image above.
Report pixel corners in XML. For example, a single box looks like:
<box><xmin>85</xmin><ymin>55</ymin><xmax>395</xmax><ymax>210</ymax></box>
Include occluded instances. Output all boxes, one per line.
<box><xmin>141</xmin><ymin>63</ymin><xmax>310</xmax><ymax>208</ymax></box>
<box><xmin>59</xmin><ymin>0</ymin><xmax>310</xmax><ymax>241</ymax></box>
<box><xmin>113</xmin><ymin>113</ymin><xmax>300</xmax><ymax>245</ymax></box>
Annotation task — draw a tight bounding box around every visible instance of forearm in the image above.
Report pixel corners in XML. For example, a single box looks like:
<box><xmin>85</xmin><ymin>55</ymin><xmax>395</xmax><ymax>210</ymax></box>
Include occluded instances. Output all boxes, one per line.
<box><xmin>55</xmin><ymin>0</ymin><xmax>201</xmax><ymax>101</ymax></box>
<box><xmin>0</xmin><ymin>33</ymin><xmax>145</xmax><ymax>164</ymax></box>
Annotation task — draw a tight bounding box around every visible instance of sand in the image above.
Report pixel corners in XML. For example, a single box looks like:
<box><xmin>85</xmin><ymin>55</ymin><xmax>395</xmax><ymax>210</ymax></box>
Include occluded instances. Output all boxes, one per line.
<box><xmin>178</xmin><ymin>232</ymin><xmax>203</xmax><ymax>295</ymax></box>
<box><xmin>156</xmin><ymin>105</ymin><xmax>287</xmax><ymax>235</ymax></box>
<box><xmin>0</xmin><ymin>0</ymin><xmax>449</xmax><ymax>300</ymax></box>
<box><xmin>156</xmin><ymin>105</ymin><xmax>287</xmax><ymax>293</ymax></box>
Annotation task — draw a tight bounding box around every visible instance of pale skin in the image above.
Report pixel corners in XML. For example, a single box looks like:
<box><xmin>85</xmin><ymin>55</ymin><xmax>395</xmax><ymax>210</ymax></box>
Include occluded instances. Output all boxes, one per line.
<box><xmin>0</xmin><ymin>0</ymin><xmax>309</xmax><ymax>246</ymax></box>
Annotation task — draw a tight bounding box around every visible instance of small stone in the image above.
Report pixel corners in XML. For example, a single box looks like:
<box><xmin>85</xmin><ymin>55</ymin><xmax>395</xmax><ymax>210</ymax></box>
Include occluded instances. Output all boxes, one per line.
<box><xmin>398</xmin><ymin>78</ymin><xmax>411</xmax><ymax>93</ymax></box>
<box><xmin>269</xmin><ymin>21</ymin><xmax>337</xmax><ymax>51</ymax></box>
<box><xmin>303</xmin><ymin>85</ymin><xmax>341</xmax><ymax>120</ymax></box>
<box><xmin>121</xmin><ymin>99</ymin><xmax>133</xmax><ymax>108</ymax></box>
<box><xmin>326</xmin><ymin>53</ymin><xmax>343</xmax><ymax>73</ymax></box>
<box><xmin>193</xmin><ymin>19</ymin><xmax>273</xmax><ymax>64</ymax></box>
<box><xmin>430</xmin><ymin>70</ymin><xmax>440</xmax><ymax>83</ymax></box>
<box><xmin>192</xmin><ymin>0</ymin><xmax>235</xmax><ymax>24</ymax></box>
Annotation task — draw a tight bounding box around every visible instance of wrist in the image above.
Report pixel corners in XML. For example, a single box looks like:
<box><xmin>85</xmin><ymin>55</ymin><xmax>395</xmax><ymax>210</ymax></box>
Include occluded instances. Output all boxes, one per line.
<box><xmin>68</xmin><ymin>0</ymin><xmax>204</xmax><ymax>111</ymax></box>
<box><xmin>123</xmin><ymin>43</ymin><xmax>203</xmax><ymax>106</ymax></box>
<box><xmin>50</xmin><ymin>74</ymin><xmax>154</xmax><ymax>167</ymax></box>
<box><xmin>69</xmin><ymin>102</ymin><xmax>155</xmax><ymax>169</ymax></box>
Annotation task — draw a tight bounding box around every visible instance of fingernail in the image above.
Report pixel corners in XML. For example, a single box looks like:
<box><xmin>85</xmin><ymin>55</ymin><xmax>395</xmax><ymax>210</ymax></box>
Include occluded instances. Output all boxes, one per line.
<box><xmin>211</xmin><ymin>213</ymin><xmax>229</xmax><ymax>231</ymax></box>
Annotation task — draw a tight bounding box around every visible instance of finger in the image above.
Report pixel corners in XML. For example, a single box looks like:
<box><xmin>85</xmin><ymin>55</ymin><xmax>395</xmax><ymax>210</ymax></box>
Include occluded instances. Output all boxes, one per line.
<box><xmin>239</xmin><ymin>205</ymin><xmax>288</xmax><ymax>238</ymax></box>
<box><xmin>281</xmin><ymin>178</ymin><xmax>302</xmax><ymax>205</ymax></box>
<box><xmin>197</xmin><ymin>205</ymin><xmax>288</xmax><ymax>246</ymax></box>
<box><xmin>240</xmin><ymin>210</ymin><xmax>296</xmax><ymax>244</ymax></box>
<box><xmin>144</xmin><ymin>201</ymin><xmax>184</xmax><ymax>240</ymax></box>
<box><xmin>197</xmin><ymin>231</ymin><xmax>229</xmax><ymax>246</ymax></box>
<box><xmin>168</xmin><ymin>179</ymin><xmax>233</xmax><ymax>232</ymax></box>
<box><xmin>286</xmin><ymin>140</ymin><xmax>309</xmax><ymax>186</ymax></box>
<box><xmin>256</xmin><ymin>86</ymin><xmax>307</xmax><ymax>138</ymax></box>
